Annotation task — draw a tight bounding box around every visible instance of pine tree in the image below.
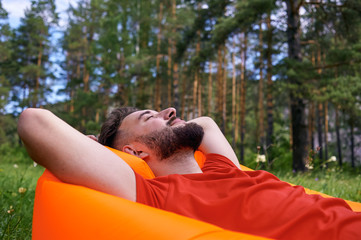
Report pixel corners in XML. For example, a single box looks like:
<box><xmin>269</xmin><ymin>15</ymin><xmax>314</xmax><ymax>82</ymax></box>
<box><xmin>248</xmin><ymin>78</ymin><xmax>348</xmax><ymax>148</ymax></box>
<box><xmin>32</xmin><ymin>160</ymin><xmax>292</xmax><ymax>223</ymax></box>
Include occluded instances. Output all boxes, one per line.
<box><xmin>285</xmin><ymin>0</ymin><xmax>308</xmax><ymax>171</ymax></box>
<box><xmin>0</xmin><ymin>1</ymin><xmax>12</xmax><ymax>112</ymax></box>
<box><xmin>11</xmin><ymin>0</ymin><xmax>58</xmax><ymax>111</ymax></box>
<box><xmin>61</xmin><ymin>0</ymin><xmax>102</xmax><ymax>131</ymax></box>
<box><xmin>265</xmin><ymin>11</ymin><xmax>274</xmax><ymax>161</ymax></box>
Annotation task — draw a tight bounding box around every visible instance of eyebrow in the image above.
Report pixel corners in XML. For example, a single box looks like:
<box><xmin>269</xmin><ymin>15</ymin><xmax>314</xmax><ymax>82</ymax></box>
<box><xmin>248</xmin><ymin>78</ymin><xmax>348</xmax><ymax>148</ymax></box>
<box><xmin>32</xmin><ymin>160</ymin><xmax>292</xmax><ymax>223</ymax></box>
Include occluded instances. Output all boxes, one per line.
<box><xmin>138</xmin><ymin>110</ymin><xmax>152</xmax><ymax>120</ymax></box>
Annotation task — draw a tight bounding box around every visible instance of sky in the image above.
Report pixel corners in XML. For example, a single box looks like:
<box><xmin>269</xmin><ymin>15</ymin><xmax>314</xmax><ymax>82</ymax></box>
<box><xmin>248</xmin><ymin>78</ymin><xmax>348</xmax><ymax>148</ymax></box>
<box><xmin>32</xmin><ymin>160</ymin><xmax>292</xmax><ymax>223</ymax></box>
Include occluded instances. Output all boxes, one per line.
<box><xmin>2</xmin><ymin>0</ymin><xmax>78</xmax><ymax>29</ymax></box>
<box><xmin>2</xmin><ymin>0</ymin><xmax>79</xmax><ymax>109</ymax></box>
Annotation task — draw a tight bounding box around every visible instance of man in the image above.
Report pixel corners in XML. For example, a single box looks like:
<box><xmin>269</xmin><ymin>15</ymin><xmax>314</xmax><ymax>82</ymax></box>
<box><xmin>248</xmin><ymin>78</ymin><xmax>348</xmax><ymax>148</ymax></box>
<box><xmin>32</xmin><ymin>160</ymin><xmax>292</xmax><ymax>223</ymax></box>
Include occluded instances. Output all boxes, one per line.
<box><xmin>18</xmin><ymin>107</ymin><xmax>361</xmax><ymax>239</ymax></box>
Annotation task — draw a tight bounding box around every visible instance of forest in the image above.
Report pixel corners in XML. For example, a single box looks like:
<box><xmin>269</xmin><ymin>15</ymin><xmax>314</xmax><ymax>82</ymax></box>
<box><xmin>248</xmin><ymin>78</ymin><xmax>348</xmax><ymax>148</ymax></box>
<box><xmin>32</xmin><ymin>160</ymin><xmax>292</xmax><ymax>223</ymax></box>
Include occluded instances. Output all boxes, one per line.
<box><xmin>1</xmin><ymin>0</ymin><xmax>361</xmax><ymax>171</ymax></box>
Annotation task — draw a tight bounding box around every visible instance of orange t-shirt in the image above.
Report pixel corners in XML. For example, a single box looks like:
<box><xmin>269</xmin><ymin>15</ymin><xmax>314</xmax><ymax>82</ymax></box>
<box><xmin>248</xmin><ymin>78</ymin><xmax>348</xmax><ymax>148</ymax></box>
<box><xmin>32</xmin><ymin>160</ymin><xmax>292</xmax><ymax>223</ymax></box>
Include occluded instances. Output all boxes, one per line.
<box><xmin>135</xmin><ymin>154</ymin><xmax>361</xmax><ymax>240</ymax></box>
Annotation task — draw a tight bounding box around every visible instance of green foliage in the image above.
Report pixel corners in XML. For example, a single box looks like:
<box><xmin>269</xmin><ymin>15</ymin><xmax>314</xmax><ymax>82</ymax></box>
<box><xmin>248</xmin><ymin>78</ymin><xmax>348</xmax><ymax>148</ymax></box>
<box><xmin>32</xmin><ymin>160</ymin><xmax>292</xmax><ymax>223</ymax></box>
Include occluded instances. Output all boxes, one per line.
<box><xmin>85</xmin><ymin>120</ymin><xmax>101</xmax><ymax>136</ymax></box>
<box><xmin>0</xmin><ymin>114</ymin><xmax>18</xmax><ymax>146</ymax></box>
<box><xmin>0</xmin><ymin>2</ymin><xmax>12</xmax><ymax>112</ymax></box>
<box><xmin>8</xmin><ymin>0</ymin><xmax>58</xmax><ymax>111</ymax></box>
<box><xmin>1</xmin><ymin>0</ymin><xmax>361</xmax><ymax>171</ymax></box>
<box><xmin>0</xmin><ymin>76</ymin><xmax>10</xmax><ymax>112</ymax></box>
<box><xmin>0</xmin><ymin>143</ymin><xmax>30</xmax><ymax>165</ymax></box>
<box><xmin>276</xmin><ymin>58</ymin><xmax>319</xmax><ymax>100</ymax></box>
<box><xmin>327</xmin><ymin>75</ymin><xmax>361</xmax><ymax>117</ymax></box>
<box><xmin>243</xmin><ymin>121</ymin><xmax>293</xmax><ymax>171</ymax></box>
<box><xmin>212</xmin><ymin>0</ymin><xmax>275</xmax><ymax>46</ymax></box>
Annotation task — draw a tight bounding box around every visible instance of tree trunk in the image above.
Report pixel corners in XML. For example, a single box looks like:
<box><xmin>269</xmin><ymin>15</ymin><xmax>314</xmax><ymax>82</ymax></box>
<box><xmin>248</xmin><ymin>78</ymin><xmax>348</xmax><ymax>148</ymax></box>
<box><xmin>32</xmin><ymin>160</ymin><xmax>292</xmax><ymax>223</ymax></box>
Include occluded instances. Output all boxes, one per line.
<box><xmin>181</xmin><ymin>65</ymin><xmax>188</xmax><ymax>120</ymax></box>
<box><xmin>103</xmin><ymin>87</ymin><xmax>110</xmax><ymax>120</ymax></box>
<box><xmin>324</xmin><ymin>101</ymin><xmax>329</xmax><ymax>160</ymax></box>
<box><xmin>155</xmin><ymin>2</ymin><xmax>163</xmax><ymax>111</ymax></box>
<box><xmin>316</xmin><ymin>45</ymin><xmax>324</xmax><ymax>162</ymax></box>
<box><xmin>350</xmin><ymin>119</ymin><xmax>355</xmax><ymax>168</ymax></box>
<box><xmin>82</xmin><ymin>47</ymin><xmax>89</xmax><ymax>132</ymax></box>
<box><xmin>289</xmin><ymin>100</ymin><xmax>293</xmax><ymax>147</ymax></box>
<box><xmin>239</xmin><ymin>33</ymin><xmax>247</xmax><ymax>164</ymax></box>
<box><xmin>309</xmin><ymin>50</ymin><xmax>316</xmax><ymax>152</ymax></box>
<box><xmin>335</xmin><ymin>106</ymin><xmax>342</xmax><ymax>167</ymax></box>
<box><xmin>257</xmin><ymin>21</ymin><xmax>265</xmax><ymax>152</ymax></box>
<box><xmin>35</xmin><ymin>42</ymin><xmax>43</xmax><ymax>108</ymax></box>
<box><xmin>207</xmin><ymin>62</ymin><xmax>213</xmax><ymax>117</ymax></box>
<box><xmin>193</xmin><ymin>70</ymin><xmax>199</xmax><ymax>118</ymax></box>
<box><xmin>117</xmin><ymin>51</ymin><xmax>127</xmax><ymax>106</ymax></box>
<box><xmin>81</xmin><ymin>16</ymin><xmax>94</xmax><ymax>133</ymax></box>
<box><xmin>171</xmin><ymin>0</ymin><xmax>178</xmax><ymax>110</ymax></box>
<box><xmin>198</xmin><ymin>77</ymin><xmax>202</xmax><ymax>117</ymax></box>
<box><xmin>65</xmin><ymin>53</ymin><xmax>74</xmax><ymax>113</ymax></box>
<box><xmin>317</xmin><ymin>102</ymin><xmax>324</xmax><ymax>161</ymax></box>
<box><xmin>136</xmin><ymin>75</ymin><xmax>145</xmax><ymax>109</ymax></box>
<box><xmin>266</xmin><ymin>13</ymin><xmax>274</xmax><ymax>153</ymax></box>
<box><xmin>232</xmin><ymin>39</ymin><xmax>237</xmax><ymax>148</ymax></box>
<box><xmin>222</xmin><ymin>46</ymin><xmax>227</xmax><ymax>134</ymax></box>
<box><xmin>286</xmin><ymin>0</ymin><xmax>308</xmax><ymax>171</ymax></box>
<box><xmin>308</xmin><ymin>102</ymin><xmax>315</xmax><ymax>150</ymax></box>
<box><xmin>216</xmin><ymin>46</ymin><xmax>224</xmax><ymax>130</ymax></box>
<box><xmin>193</xmin><ymin>30</ymin><xmax>201</xmax><ymax>118</ymax></box>
<box><xmin>167</xmin><ymin>38</ymin><xmax>172</xmax><ymax>106</ymax></box>
<box><xmin>83</xmin><ymin>66</ymin><xmax>89</xmax><ymax>93</ymax></box>
<box><xmin>173</xmin><ymin>62</ymin><xmax>180</xmax><ymax>111</ymax></box>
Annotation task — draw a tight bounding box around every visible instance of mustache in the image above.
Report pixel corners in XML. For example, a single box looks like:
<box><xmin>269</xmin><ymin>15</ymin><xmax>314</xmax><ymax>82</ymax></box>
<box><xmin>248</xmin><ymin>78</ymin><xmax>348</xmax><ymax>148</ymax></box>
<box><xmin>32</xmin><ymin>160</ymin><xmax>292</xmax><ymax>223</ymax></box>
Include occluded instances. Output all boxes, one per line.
<box><xmin>166</xmin><ymin>116</ymin><xmax>177</xmax><ymax>126</ymax></box>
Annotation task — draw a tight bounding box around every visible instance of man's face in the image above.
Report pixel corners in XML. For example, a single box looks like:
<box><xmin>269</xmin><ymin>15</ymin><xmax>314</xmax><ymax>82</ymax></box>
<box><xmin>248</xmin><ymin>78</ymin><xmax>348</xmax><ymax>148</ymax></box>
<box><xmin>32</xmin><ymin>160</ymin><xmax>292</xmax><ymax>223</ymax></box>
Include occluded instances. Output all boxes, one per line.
<box><xmin>120</xmin><ymin>108</ymin><xmax>204</xmax><ymax>159</ymax></box>
<box><xmin>120</xmin><ymin>108</ymin><xmax>186</xmax><ymax>137</ymax></box>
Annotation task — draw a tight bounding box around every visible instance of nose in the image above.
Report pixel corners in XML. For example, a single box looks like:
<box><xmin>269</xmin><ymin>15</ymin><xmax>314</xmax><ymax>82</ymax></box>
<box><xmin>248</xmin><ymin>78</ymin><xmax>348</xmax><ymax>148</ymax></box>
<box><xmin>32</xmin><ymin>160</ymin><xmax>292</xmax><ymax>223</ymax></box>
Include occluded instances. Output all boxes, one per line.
<box><xmin>158</xmin><ymin>107</ymin><xmax>176</xmax><ymax>120</ymax></box>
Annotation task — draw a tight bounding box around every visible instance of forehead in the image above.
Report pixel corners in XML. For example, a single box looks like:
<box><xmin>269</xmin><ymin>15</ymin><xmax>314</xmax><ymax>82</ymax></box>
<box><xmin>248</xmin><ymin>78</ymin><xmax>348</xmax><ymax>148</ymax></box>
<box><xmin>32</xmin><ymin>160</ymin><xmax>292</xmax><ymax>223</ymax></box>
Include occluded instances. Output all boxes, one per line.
<box><xmin>120</xmin><ymin>109</ymin><xmax>157</xmax><ymax>129</ymax></box>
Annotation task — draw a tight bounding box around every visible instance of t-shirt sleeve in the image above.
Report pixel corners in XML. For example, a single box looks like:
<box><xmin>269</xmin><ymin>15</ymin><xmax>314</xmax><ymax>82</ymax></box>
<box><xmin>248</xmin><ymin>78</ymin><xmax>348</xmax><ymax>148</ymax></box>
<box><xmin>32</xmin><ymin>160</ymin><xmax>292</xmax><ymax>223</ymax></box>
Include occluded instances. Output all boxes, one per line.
<box><xmin>134</xmin><ymin>171</ymin><xmax>169</xmax><ymax>208</ymax></box>
<box><xmin>201</xmin><ymin>153</ymin><xmax>238</xmax><ymax>172</ymax></box>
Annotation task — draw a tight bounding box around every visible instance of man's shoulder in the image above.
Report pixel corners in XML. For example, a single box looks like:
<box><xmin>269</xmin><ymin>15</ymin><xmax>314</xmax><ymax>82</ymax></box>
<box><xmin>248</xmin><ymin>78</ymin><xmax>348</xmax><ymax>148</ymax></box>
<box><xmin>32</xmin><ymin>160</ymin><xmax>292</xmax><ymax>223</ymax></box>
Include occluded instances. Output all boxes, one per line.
<box><xmin>202</xmin><ymin>153</ymin><xmax>239</xmax><ymax>171</ymax></box>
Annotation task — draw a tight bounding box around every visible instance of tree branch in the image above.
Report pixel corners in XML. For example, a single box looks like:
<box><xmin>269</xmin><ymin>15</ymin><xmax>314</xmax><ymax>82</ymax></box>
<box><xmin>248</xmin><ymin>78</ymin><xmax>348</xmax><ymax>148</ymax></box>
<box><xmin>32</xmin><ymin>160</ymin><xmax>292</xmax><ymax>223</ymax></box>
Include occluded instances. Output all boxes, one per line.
<box><xmin>303</xmin><ymin>1</ymin><xmax>345</xmax><ymax>8</ymax></box>
<box><xmin>312</xmin><ymin>60</ymin><xmax>361</xmax><ymax>70</ymax></box>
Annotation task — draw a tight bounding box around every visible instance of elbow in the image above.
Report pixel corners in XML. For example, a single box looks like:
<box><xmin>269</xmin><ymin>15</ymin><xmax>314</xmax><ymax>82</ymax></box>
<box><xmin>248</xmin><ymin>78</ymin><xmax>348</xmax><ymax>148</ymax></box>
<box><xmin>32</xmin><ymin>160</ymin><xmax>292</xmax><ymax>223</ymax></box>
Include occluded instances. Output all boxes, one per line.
<box><xmin>18</xmin><ymin>108</ymin><xmax>50</xmax><ymax>141</ymax></box>
<box><xmin>18</xmin><ymin>108</ymin><xmax>32</xmax><ymax>139</ymax></box>
<box><xmin>198</xmin><ymin>116</ymin><xmax>218</xmax><ymax>128</ymax></box>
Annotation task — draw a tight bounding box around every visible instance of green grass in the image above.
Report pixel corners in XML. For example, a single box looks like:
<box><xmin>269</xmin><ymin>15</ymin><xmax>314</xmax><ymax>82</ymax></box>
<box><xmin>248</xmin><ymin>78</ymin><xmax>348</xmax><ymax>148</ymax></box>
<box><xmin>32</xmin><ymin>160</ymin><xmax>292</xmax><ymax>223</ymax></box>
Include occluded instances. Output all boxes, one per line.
<box><xmin>271</xmin><ymin>168</ymin><xmax>361</xmax><ymax>203</ymax></box>
<box><xmin>0</xmin><ymin>145</ymin><xmax>44</xmax><ymax>240</ymax></box>
<box><xmin>0</xmin><ymin>146</ymin><xmax>360</xmax><ymax>239</ymax></box>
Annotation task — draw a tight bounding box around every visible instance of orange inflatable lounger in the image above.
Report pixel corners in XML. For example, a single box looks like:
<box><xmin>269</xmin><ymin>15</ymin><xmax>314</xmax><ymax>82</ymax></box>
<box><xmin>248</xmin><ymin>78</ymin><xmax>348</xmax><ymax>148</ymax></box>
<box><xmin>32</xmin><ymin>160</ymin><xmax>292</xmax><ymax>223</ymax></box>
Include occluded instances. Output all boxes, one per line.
<box><xmin>32</xmin><ymin>148</ymin><xmax>361</xmax><ymax>240</ymax></box>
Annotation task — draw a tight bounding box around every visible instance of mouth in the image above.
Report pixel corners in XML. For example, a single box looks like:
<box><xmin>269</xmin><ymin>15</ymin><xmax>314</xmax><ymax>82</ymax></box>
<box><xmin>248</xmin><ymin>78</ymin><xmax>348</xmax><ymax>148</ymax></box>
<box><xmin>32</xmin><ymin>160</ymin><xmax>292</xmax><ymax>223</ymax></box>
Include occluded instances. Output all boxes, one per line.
<box><xmin>167</xmin><ymin>117</ymin><xmax>185</xmax><ymax>126</ymax></box>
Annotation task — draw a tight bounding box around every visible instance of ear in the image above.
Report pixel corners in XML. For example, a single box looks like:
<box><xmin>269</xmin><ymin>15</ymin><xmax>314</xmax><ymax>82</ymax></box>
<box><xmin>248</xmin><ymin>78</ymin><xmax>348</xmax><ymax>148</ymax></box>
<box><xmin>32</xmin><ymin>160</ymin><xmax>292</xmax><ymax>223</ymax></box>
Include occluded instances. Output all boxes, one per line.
<box><xmin>137</xmin><ymin>151</ymin><xmax>149</xmax><ymax>160</ymax></box>
<box><xmin>122</xmin><ymin>145</ymin><xmax>137</xmax><ymax>156</ymax></box>
<box><xmin>123</xmin><ymin>145</ymin><xmax>149</xmax><ymax>160</ymax></box>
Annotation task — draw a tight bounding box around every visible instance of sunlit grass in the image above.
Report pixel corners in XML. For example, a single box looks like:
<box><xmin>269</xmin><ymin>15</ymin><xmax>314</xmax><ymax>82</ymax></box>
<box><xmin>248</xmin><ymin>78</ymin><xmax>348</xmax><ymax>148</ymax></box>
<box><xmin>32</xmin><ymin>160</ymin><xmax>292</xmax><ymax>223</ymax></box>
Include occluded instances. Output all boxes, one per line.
<box><xmin>271</xmin><ymin>168</ymin><xmax>361</xmax><ymax>203</ymax></box>
<box><xmin>0</xmin><ymin>158</ymin><xmax>43</xmax><ymax>239</ymax></box>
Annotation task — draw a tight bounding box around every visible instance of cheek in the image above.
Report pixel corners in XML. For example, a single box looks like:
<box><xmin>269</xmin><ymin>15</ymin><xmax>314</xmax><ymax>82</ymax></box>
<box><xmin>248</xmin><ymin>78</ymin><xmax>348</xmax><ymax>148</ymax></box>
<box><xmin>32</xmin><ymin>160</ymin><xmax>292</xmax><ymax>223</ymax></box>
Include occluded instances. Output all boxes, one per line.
<box><xmin>141</xmin><ymin>120</ymin><xmax>166</xmax><ymax>135</ymax></box>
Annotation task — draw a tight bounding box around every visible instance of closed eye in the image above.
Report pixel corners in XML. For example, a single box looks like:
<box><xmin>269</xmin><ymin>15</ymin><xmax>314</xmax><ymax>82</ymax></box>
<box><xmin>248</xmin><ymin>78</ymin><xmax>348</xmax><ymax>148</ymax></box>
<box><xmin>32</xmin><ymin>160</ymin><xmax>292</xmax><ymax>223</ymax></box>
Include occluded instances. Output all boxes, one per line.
<box><xmin>145</xmin><ymin>115</ymin><xmax>153</xmax><ymax>121</ymax></box>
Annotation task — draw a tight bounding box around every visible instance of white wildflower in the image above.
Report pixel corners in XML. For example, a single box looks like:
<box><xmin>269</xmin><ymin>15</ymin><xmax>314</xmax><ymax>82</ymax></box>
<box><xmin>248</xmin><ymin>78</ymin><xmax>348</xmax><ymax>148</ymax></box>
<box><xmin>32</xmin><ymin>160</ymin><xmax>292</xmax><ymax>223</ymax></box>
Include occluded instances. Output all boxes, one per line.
<box><xmin>305</xmin><ymin>163</ymin><xmax>313</xmax><ymax>170</ymax></box>
<box><xmin>7</xmin><ymin>206</ymin><xmax>14</xmax><ymax>214</ymax></box>
<box><xmin>18</xmin><ymin>187</ymin><xmax>27</xmax><ymax>194</ymax></box>
<box><xmin>256</xmin><ymin>154</ymin><xmax>266</xmax><ymax>163</ymax></box>
<box><xmin>329</xmin><ymin>156</ymin><xmax>337</xmax><ymax>162</ymax></box>
<box><xmin>13</xmin><ymin>164</ymin><xmax>18</xmax><ymax>168</ymax></box>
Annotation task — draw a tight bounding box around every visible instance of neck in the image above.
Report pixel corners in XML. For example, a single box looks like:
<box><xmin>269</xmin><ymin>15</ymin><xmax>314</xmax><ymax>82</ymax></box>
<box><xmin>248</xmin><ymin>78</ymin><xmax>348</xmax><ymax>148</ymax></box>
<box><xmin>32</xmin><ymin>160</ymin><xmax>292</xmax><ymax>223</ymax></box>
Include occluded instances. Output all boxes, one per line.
<box><xmin>148</xmin><ymin>150</ymin><xmax>203</xmax><ymax>177</ymax></box>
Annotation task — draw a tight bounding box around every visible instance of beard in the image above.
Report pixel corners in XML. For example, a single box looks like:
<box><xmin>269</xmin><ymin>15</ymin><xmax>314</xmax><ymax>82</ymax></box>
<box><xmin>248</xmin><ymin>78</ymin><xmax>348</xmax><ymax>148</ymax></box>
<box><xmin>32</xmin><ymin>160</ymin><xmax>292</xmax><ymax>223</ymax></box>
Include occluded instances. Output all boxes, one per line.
<box><xmin>135</xmin><ymin>122</ymin><xmax>204</xmax><ymax>160</ymax></box>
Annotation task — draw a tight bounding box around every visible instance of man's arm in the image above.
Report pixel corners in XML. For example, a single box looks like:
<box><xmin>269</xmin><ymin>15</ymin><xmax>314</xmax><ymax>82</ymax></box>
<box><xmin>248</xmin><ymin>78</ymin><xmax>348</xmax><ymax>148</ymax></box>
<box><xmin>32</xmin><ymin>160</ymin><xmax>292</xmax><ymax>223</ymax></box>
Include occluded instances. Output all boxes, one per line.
<box><xmin>189</xmin><ymin>117</ymin><xmax>241</xmax><ymax>169</ymax></box>
<box><xmin>18</xmin><ymin>108</ymin><xmax>136</xmax><ymax>201</ymax></box>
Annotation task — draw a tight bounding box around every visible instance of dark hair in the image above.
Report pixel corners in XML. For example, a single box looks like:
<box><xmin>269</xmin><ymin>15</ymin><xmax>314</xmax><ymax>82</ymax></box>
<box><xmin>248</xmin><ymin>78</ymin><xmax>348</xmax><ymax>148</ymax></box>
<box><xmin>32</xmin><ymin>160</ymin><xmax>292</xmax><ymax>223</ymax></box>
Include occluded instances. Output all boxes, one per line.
<box><xmin>98</xmin><ymin>107</ymin><xmax>139</xmax><ymax>148</ymax></box>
